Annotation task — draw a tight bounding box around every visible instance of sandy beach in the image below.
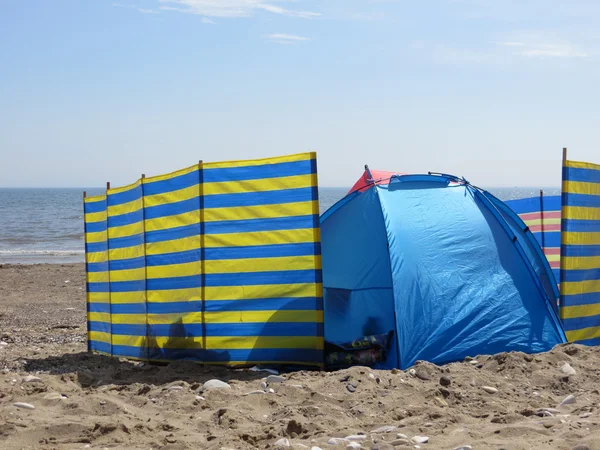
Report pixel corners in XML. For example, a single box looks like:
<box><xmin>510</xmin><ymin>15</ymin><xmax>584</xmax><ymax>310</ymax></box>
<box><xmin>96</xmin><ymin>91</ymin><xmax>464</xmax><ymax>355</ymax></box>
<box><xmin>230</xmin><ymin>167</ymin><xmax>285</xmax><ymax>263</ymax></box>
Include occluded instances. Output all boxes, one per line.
<box><xmin>0</xmin><ymin>263</ymin><xmax>597</xmax><ymax>450</ymax></box>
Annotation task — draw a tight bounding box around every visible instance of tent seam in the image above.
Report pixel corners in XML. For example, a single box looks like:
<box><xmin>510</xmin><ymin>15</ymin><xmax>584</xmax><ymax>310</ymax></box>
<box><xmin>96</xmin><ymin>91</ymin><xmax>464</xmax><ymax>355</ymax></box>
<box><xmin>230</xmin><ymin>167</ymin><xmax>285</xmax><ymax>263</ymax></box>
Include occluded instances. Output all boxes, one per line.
<box><xmin>374</xmin><ymin>186</ymin><xmax>403</xmax><ymax>369</ymax></box>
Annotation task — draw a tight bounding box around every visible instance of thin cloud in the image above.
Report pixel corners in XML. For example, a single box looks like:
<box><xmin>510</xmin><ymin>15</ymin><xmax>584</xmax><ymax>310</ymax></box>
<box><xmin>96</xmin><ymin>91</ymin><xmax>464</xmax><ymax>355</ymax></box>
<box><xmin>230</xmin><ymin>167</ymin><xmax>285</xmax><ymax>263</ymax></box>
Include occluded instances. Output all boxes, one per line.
<box><xmin>520</xmin><ymin>45</ymin><xmax>588</xmax><ymax>58</ymax></box>
<box><xmin>158</xmin><ymin>0</ymin><xmax>320</xmax><ymax>19</ymax></box>
<box><xmin>201</xmin><ymin>17</ymin><xmax>216</xmax><ymax>24</ymax></box>
<box><xmin>113</xmin><ymin>3</ymin><xmax>160</xmax><ymax>14</ymax></box>
<box><xmin>500</xmin><ymin>41</ymin><xmax>588</xmax><ymax>58</ymax></box>
<box><xmin>266</xmin><ymin>33</ymin><xmax>310</xmax><ymax>44</ymax></box>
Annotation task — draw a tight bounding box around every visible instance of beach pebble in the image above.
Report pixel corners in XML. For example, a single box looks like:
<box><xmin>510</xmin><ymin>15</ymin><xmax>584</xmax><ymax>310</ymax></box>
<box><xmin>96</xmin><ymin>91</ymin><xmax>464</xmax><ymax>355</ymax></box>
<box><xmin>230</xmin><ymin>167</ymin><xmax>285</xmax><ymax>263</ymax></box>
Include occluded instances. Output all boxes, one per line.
<box><xmin>372</xmin><ymin>445</ymin><xmax>394</xmax><ymax>450</ymax></box>
<box><xmin>168</xmin><ymin>385</ymin><xmax>183</xmax><ymax>391</ymax></box>
<box><xmin>311</xmin><ymin>447</ymin><xmax>324</xmax><ymax>450</ymax></box>
<box><xmin>439</xmin><ymin>376</ymin><xmax>451</xmax><ymax>386</ymax></box>
<box><xmin>390</xmin><ymin>439</ymin><xmax>410</xmax><ymax>446</ymax></box>
<box><xmin>572</xmin><ymin>445</ymin><xmax>590</xmax><ymax>450</ymax></box>
<box><xmin>202</xmin><ymin>379</ymin><xmax>231</xmax><ymax>391</ymax></box>
<box><xmin>368</xmin><ymin>373</ymin><xmax>376</xmax><ymax>380</ymax></box>
<box><xmin>481</xmin><ymin>386</ymin><xmax>498</xmax><ymax>394</ymax></box>
<box><xmin>260</xmin><ymin>382</ymin><xmax>268</xmax><ymax>389</ymax></box>
<box><xmin>328</xmin><ymin>438</ymin><xmax>349</xmax><ymax>445</ymax></box>
<box><xmin>0</xmin><ymin>342</ymin><xmax>8</xmax><ymax>346</ymax></box>
<box><xmin>561</xmin><ymin>362</ymin><xmax>576</xmax><ymax>375</ymax></box>
<box><xmin>391</xmin><ymin>368</ymin><xmax>400</xmax><ymax>374</ymax></box>
<box><xmin>267</xmin><ymin>375</ymin><xmax>286</xmax><ymax>383</ymax></box>
<box><xmin>396</xmin><ymin>433</ymin><xmax>408</xmax><ymax>439</ymax></box>
<box><xmin>268</xmin><ymin>388</ymin><xmax>275</xmax><ymax>394</ymax></box>
<box><xmin>43</xmin><ymin>393</ymin><xmax>66</xmax><ymax>400</ymax></box>
<box><xmin>22</xmin><ymin>375</ymin><xmax>42</xmax><ymax>383</ymax></box>
<box><xmin>274</xmin><ymin>438</ymin><xmax>291</xmax><ymax>447</ymax></box>
<box><xmin>415</xmin><ymin>370</ymin><xmax>430</xmax><ymax>381</ymax></box>
<box><xmin>371</xmin><ymin>425</ymin><xmax>396</xmax><ymax>433</ymax></box>
<box><xmin>346</xmin><ymin>384</ymin><xmax>356</xmax><ymax>393</ymax></box>
<box><xmin>408</xmin><ymin>369</ymin><xmax>417</xmax><ymax>377</ymax></box>
<box><xmin>245</xmin><ymin>390</ymin><xmax>266</xmax><ymax>395</ymax></box>
<box><xmin>559</xmin><ymin>394</ymin><xmax>577</xmax><ymax>406</ymax></box>
<box><xmin>411</xmin><ymin>436</ymin><xmax>429</xmax><ymax>444</ymax></box>
<box><xmin>13</xmin><ymin>402</ymin><xmax>35</xmax><ymax>410</ymax></box>
<box><xmin>345</xmin><ymin>435</ymin><xmax>366</xmax><ymax>441</ymax></box>
<box><xmin>538</xmin><ymin>407</ymin><xmax>560</xmax><ymax>415</ymax></box>
<box><xmin>195</xmin><ymin>396</ymin><xmax>205</xmax><ymax>401</ymax></box>
<box><xmin>454</xmin><ymin>446</ymin><xmax>472</xmax><ymax>450</ymax></box>
<box><xmin>580</xmin><ymin>412</ymin><xmax>592</xmax><ymax>418</ymax></box>
<box><xmin>346</xmin><ymin>443</ymin><xmax>361</xmax><ymax>449</ymax></box>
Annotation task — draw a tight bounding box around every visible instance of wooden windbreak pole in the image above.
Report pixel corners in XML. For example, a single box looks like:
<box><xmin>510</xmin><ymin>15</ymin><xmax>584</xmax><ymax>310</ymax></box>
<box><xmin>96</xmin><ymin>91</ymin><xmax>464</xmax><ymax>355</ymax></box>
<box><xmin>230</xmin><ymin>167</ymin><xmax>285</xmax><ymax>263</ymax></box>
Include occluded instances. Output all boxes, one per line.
<box><xmin>106</xmin><ymin>182</ymin><xmax>111</xmax><ymax>190</ymax></box>
<box><xmin>198</xmin><ymin>159</ymin><xmax>207</xmax><ymax>362</ymax></box>
<box><xmin>540</xmin><ymin>189</ymin><xmax>545</xmax><ymax>250</ymax></box>
<box><xmin>559</xmin><ymin>147</ymin><xmax>568</xmax><ymax>313</ymax></box>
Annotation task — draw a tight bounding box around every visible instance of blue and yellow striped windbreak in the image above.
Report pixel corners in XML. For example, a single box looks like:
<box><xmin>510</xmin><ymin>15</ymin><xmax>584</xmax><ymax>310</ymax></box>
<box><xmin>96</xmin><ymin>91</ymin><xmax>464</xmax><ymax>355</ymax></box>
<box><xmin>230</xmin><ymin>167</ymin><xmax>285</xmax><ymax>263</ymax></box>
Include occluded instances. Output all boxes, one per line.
<box><xmin>560</xmin><ymin>158</ymin><xmax>600</xmax><ymax>345</ymax></box>
<box><xmin>84</xmin><ymin>152</ymin><xmax>323</xmax><ymax>366</ymax></box>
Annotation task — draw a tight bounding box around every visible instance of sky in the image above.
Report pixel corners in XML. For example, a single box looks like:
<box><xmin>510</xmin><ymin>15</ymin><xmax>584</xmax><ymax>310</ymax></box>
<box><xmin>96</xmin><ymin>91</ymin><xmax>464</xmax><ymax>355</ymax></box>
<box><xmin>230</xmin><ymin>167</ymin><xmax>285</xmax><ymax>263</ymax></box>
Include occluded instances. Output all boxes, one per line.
<box><xmin>1</xmin><ymin>0</ymin><xmax>600</xmax><ymax>188</ymax></box>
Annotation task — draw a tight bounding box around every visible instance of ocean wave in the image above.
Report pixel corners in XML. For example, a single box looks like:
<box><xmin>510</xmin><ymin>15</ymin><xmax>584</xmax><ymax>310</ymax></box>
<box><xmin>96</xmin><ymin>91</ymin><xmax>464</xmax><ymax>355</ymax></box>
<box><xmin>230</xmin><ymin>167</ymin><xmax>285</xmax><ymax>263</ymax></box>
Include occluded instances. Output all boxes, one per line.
<box><xmin>0</xmin><ymin>249</ymin><xmax>84</xmax><ymax>256</ymax></box>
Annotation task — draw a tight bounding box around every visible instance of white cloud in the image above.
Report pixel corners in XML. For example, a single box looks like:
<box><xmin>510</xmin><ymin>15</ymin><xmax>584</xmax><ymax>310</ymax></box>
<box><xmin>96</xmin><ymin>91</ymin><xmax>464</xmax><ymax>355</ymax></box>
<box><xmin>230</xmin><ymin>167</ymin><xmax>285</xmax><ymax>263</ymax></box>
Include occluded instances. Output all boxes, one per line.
<box><xmin>500</xmin><ymin>40</ymin><xmax>588</xmax><ymax>58</ymax></box>
<box><xmin>201</xmin><ymin>17</ymin><xmax>216</xmax><ymax>24</ymax></box>
<box><xmin>266</xmin><ymin>33</ymin><xmax>310</xmax><ymax>44</ymax></box>
<box><xmin>158</xmin><ymin>0</ymin><xmax>320</xmax><ymax>19</ymax></box>
<box><xmin>520</xmin><ymin>45</ymin><xmax>588</xmax><ymax>58</ymax></box>
<box><xmin>113</xmin><ymin>3</ymin><xmax>160</xmax><ymax>14</ymax></box>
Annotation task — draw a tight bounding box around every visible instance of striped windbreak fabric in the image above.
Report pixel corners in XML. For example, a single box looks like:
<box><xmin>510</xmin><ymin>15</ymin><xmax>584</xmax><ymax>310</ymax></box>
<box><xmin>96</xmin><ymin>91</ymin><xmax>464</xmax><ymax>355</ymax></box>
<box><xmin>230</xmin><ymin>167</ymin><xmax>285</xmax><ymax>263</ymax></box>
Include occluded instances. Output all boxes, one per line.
<box><xmin>505</xmin><ymin>195</ymin><xmax>561</xmax><ymax>283</ymax></box>
<box><xmin>83</xmin><ymin>153</ymin><xmax>324</xmax><ymax>366</ymax></box>
<box><xmin>560</xmin><ymin>159</ymin><xmax>600</xmax><ymax>344</ymax></box>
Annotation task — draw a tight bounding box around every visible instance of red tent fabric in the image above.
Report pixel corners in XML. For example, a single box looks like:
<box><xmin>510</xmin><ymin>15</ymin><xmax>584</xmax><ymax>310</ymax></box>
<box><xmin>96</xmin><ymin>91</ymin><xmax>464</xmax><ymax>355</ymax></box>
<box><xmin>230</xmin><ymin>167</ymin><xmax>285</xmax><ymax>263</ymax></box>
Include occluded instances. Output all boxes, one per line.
<box><xmin>348</xmin><ymin>169</ymin><xmax>400</xmax><ymax>194</ymax></box>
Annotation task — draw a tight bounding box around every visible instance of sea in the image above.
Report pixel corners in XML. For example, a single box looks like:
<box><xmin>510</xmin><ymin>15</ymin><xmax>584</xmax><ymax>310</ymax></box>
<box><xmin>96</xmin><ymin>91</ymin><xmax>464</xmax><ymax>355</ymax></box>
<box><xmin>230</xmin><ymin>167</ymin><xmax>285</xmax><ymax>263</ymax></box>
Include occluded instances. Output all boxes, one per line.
<box><xmin>0</xmin><ymin>186</ymin><xmax>560</xmax><ymax>264</ymax></box>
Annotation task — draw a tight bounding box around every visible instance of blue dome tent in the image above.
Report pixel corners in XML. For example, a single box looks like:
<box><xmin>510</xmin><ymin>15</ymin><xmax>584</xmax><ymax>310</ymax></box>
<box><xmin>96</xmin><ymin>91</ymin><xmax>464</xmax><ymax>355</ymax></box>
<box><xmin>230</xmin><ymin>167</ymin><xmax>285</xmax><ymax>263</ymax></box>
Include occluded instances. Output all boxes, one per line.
<box><xmin>320</xmin><ymin>170</ymin><xmax>567</xmax><ymax>370</ymax></box>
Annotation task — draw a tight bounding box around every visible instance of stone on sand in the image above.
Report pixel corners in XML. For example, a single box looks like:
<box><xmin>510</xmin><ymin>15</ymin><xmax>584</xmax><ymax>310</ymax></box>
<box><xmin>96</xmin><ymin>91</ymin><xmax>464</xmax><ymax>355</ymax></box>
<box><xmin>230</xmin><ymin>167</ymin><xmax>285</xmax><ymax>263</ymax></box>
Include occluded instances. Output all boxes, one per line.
<box><xmin>345</xmin><ymin>435</ymin><xmax>366</xmax><ymax>441</ymax></box>
<box><xmin>439</xmin><ymin>376</ymin><xmax>451</xmax><ymax>386</ymax></box>
<box><xmin>481</xmin><ymin>386</ymin><xmax>498</xmax><ymax>394</ymax></box>
<box><xmin>267</xmin><ymin>375</ymin><xmax>286</xmax><ymax>383</ymax></box>
<box><xmin>371</xmin><ymin>425</ymin><xmax>397</xmax><ymax>433</ymax></box>
<box><xmin>559</xmin><ymin>394</ymin><xmax>577</xmax><ymax>407</ymax></box>
<box><xmin>346</xmin><ymin>443</ymin><xmax>361</xmax><ymax>449</ymax></box>
<box><xmin>328</xmin><ymin>437</ymin><xmax>349</xmax><ymax>445</ymax></box>
<box><xmin>561</xmin><ymin>362</ymin><xmax>576</xmax><ymax>375</ymax></box>
<box><xmin>274</xmin><ymin>437</ymin><xmax>291</xmax><ymax>447</ymax></box>
<box><xmin>411</xmin><ymin>436</ymin><xmax>429</xmax><ymax>444</ymax></box>
<box><xmin>22</xmin><ymin>375</ymin><xmax>42</xmax><ymax>383</ymax></box>
<box><xmin>202</xmin><ymin>379</ymin><xmax>231</xmax><ymax>391</ymax></box>
<box><xmin>13</xmin><ymin>402</ymin><xmax>35</xmax><ymax>410</ymax></box>
<box><xmin>371</xmin><ymin>444</ymin><xmax>394</xmax><ymax>450</ymax></box>
<box><xmin>43</xmin><ymin>393</ymin><xmax>66</xmax><ymax>400</ymax></box>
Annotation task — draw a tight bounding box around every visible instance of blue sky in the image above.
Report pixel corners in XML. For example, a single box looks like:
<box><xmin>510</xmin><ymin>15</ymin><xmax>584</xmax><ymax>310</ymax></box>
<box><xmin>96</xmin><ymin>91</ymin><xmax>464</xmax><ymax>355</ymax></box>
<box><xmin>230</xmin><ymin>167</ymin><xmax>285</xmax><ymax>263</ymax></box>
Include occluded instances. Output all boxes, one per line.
<box><xmin>1</xmin><ymin>0</ymin><xmax>599</xmax><ymax>188</ymax></box>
